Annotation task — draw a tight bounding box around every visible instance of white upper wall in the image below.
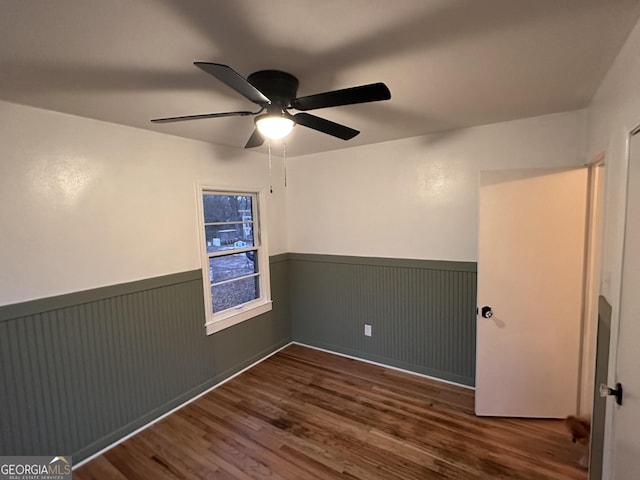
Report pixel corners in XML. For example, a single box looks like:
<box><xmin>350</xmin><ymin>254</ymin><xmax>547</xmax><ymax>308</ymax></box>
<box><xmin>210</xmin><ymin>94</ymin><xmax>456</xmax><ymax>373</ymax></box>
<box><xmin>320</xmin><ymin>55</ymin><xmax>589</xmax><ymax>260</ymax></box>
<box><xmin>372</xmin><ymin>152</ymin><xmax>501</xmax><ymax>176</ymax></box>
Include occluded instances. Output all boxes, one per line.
<box><xmin>286</xmin><ymin>110</ymin><xmax>586</xmax><ymax>261</ymax></box>
<box><xmin>0</xmin><ymin>100</ymin><xmax>287</xmax><ymax>306</ymax></box>
<box><xmin>587</xmin><ymin>16</ymin><xmax>640</xmax><ymax>304</ymax></box>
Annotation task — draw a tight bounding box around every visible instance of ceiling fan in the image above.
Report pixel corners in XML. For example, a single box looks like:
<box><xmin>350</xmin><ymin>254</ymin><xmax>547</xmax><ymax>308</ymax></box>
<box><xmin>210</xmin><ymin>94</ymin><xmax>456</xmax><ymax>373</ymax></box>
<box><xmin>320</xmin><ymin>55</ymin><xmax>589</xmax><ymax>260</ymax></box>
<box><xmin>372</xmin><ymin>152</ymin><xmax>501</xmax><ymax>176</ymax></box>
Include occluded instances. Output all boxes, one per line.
<box><xmin>151</xmin><ymin>62</ymin><xmax>391</xmax><ymax>148</ymax></box>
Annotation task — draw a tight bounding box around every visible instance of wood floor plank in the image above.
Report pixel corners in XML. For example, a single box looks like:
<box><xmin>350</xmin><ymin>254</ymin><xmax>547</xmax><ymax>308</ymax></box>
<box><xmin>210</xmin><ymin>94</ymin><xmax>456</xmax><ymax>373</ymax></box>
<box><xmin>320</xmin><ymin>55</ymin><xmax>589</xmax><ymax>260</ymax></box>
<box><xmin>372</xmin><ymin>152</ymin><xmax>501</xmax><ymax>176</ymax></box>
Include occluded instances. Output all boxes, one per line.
<box><xmin>75</xmin><ymin>344</ymin><xmax>588</xmax><ymax>479</ymax></box>
<box><xmin>72</xmin><ymin>455</ymin><xmax>129</xmax><ymax>480</ymax></box>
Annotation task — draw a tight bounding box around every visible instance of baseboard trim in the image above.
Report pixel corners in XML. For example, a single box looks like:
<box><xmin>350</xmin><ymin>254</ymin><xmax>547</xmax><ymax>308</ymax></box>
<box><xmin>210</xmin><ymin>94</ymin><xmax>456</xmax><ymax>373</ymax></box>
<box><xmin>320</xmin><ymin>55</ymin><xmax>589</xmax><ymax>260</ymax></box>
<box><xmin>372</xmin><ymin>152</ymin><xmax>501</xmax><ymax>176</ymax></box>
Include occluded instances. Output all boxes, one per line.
<box><xmin>73</xmin><ymin>340</ymin><xmax>294</xmax><ymax>470</ymax></box>
<box><xmin>293</xmin><ymin>341</ymin><xmax>475</xmax><ymax>391</ymax></box>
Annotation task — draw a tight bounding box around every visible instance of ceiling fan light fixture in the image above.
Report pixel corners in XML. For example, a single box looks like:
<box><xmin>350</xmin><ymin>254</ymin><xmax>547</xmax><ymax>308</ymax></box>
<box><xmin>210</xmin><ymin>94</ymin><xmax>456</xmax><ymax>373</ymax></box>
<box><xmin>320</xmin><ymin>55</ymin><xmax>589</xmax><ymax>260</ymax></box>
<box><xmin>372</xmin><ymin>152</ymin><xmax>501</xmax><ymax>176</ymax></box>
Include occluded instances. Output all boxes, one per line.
<box><xmin>255</xmin><ymin>114</ymin><xmax>294</xmax><ymax>140</ymax></box>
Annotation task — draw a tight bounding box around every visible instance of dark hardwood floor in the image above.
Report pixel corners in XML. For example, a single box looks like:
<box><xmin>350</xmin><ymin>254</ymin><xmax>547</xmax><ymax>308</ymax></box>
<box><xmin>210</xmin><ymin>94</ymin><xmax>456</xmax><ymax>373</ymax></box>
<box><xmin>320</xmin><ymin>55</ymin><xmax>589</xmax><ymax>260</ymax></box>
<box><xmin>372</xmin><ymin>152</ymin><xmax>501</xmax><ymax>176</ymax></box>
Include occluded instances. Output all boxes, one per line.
<box><xmin>75</xmin><ymin>344</ymin><xmax>588</xmax><ymax>479</ymax></box>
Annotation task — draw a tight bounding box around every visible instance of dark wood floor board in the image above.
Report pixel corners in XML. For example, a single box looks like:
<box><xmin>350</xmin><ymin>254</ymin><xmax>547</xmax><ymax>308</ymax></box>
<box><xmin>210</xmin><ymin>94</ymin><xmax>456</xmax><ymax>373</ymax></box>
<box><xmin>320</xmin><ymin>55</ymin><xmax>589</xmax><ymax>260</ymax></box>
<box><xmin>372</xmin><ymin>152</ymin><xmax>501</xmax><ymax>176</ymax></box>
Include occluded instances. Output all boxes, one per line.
<box><xmin>129</xmin><ymin>433</ymin><xmax>205</xmax><ymax>480</ymax></box>
<box><xmin>72</xmin><ymin>455</ymin><xmax>129</xmax><ymax>480</ymax></box>
<box><xmin>103</xmin><ymin>435</ymin><xmax>183</xmax><ymax>480</ymax></box>
<box><xmin>172</xmin><ymin>362</ymin><xmax>468</xmax><ymax>479</ymax></box>
<box><xmin>271</xmin><ymin>347</ymin><xmax>475</xmax><ymax>416</ymax></box>
<box><xmin>157</xmin><ymin>414</ymin><xmax>254</xmax><ymax>479</ymax></box>
<box><xmin>76</xmin><ymin>344</ymin><xmax>587</xmax><ymax>479</ymax></box>
<box><xmin>184</xmin><ymin>398</ymin><xmax>345</xmax><ymax>479</ymax></box>
<box><xmin>274</xmin><ymin>346</ymin><xmax>583</xmax><ymax>478</ymax></box>
<box><xmin>138</xmin><ymin>420</ymin><xmax>248</xmax><ymax>480</ymax></box>
<box><xmin>200</xmin><ymin>393</ymin><xmax>392</xmax><ymax>480</ymax></box>
<box><xmin>181</xmin><ymin>406</ymin><xmax>289</xmax><ymax>479</ymax></box>
<box><xmin>237</xmin><ymin>357</ymin><xmax>530</xmax><ymax>478</ymax></box>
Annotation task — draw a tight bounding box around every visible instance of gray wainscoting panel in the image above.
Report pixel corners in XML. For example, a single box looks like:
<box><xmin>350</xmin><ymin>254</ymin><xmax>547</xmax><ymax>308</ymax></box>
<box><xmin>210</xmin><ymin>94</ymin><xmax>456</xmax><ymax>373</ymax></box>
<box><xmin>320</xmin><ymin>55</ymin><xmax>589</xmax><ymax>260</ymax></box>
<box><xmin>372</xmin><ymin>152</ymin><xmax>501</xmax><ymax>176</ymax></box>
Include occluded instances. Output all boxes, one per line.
<box><xmin>0</xmin><ymin>257</ymin><xmax>291</xmax><ymax>462</ymax></box>
<box><xmin>289</xmin><ymin>254</ymin><xmax>477</xmax><ymax>386</ymax></box>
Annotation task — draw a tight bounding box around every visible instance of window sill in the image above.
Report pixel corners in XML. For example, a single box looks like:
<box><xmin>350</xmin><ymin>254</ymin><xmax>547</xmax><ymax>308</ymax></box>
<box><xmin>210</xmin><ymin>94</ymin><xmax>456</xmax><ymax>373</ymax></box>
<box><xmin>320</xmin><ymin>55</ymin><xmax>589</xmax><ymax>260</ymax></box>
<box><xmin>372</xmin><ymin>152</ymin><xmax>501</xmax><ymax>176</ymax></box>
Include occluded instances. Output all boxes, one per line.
<box><xmin>205</xmin><ymin>300</ymin><xmax>273</xmax><ymax>335</ymax></box>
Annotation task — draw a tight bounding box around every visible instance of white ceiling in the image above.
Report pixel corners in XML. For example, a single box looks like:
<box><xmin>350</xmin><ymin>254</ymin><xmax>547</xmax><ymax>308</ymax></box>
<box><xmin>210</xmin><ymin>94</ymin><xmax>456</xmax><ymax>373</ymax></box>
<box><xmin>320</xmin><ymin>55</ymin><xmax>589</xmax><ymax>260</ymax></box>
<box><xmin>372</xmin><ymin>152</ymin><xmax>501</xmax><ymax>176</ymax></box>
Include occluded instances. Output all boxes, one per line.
<box><xmin>2</xmin><ymin>0</ymin><xmax>640</xmax><ymax>157</ymax></box>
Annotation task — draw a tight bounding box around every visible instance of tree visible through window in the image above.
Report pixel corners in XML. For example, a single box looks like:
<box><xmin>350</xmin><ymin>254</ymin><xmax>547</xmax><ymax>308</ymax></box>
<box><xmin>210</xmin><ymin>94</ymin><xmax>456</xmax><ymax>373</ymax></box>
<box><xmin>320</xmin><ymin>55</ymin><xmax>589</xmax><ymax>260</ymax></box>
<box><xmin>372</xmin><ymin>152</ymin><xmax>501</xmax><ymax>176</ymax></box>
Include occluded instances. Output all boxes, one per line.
<box><xmin>199</xmin><ymin>189</ymin><xmax>271</xmax><ymax>333</ymax></box>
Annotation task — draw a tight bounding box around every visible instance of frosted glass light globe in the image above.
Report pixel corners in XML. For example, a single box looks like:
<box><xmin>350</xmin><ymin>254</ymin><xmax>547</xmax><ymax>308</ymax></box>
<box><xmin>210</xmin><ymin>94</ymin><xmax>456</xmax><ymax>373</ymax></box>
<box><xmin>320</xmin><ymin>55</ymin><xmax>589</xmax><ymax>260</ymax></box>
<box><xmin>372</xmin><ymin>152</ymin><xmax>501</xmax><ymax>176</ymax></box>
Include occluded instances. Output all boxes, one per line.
<box><xmin>255</xmin><ymin>115</ymin><xmax>294</xmax><ymax>140</ymax></box>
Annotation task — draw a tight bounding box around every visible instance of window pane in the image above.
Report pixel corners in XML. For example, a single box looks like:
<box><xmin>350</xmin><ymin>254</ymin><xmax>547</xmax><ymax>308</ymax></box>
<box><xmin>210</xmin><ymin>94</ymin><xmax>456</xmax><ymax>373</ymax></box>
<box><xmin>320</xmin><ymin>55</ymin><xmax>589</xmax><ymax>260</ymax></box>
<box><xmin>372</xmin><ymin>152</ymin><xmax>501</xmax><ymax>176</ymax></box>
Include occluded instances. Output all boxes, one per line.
<box><xmin>211</xmin><ymin>276</ymin><xmax>260</xmax><ymax>312</ymax></box>
<box><xmin>205</xmin><ymin>224</ymin><xmax>254</xmax><ymax>253</ymax></box>
<box><xmin>203</xmin><ymin>194</ymin><xmax>253</xmax><ymax>223</ymax></box>
<box><xmin>208</xmin><ymin>251</ymin><xmax>258</xmax><ymax>283</ymax></box>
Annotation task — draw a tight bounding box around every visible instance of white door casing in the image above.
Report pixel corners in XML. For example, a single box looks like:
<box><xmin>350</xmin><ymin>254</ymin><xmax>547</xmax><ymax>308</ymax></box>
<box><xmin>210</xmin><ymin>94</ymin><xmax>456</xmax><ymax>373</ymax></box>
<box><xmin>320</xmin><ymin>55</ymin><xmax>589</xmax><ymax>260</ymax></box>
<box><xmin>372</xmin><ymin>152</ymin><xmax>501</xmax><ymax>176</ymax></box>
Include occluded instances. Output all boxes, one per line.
<box><xmin>476</xmin><ymin>168</ymin><xmax>587</xmax><ymax>417</ymax></box>
<box><xmin>581</xmin><ymin>162</ymin><xmax>605</xmax><ymax>418</ymax></box>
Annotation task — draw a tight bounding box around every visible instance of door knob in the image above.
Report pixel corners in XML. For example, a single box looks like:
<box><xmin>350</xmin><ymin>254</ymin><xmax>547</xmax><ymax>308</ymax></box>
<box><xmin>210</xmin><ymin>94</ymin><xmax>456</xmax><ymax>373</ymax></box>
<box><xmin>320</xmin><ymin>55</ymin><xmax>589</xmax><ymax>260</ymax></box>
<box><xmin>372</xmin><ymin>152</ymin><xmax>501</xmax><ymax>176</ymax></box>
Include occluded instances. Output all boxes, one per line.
<box><xmin>599</xmin><ymin>382</ymin><xmax>623</xmax><ymax>405</ymax></box>
<box><xmin>480</xmin><ymin>306</ymin><xmax>493</xmax><ymax>318</ymax></box>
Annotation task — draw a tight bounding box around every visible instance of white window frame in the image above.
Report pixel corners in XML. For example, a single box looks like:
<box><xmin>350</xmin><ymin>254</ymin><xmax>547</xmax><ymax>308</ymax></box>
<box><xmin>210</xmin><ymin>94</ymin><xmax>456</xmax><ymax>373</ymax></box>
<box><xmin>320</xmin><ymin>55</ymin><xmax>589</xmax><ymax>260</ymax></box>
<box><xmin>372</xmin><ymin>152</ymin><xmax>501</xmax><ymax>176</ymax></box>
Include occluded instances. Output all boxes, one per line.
<box><xmin>196</xmin><ymin>185</ymin><xmax>272</xmax><ymax>335</ymax></box>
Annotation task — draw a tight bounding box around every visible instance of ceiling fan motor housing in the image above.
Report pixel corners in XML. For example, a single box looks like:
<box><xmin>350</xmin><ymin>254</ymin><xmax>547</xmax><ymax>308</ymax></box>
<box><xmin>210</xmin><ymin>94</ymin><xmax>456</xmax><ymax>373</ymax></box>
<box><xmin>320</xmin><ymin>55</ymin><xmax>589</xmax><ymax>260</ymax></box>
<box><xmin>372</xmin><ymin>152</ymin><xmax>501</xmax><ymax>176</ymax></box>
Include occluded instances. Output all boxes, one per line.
<box><xmin>247</xmin><ymin>70</ymin><xmax>299</xmax><ymax>107</ymax></box>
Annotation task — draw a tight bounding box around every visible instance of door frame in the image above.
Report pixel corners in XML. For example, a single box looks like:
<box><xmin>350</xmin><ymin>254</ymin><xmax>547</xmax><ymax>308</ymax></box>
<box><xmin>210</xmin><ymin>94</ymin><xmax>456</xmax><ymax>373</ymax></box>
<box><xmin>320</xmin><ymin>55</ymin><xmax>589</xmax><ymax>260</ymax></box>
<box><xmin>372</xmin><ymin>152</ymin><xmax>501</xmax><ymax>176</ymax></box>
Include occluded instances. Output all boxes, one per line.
<box><xmin>579</xmin><ymin>154</ymin><xmax>606</xmax><ymax>417</ymax></box>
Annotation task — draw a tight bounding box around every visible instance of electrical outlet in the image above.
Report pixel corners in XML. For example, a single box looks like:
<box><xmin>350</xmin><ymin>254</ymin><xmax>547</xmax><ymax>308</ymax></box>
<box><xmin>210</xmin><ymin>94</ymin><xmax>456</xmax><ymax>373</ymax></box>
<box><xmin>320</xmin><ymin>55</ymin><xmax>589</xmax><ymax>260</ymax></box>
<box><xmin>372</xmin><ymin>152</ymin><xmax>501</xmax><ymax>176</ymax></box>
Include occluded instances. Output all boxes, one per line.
<box><xmin>364</xmin><ymin>324</ymin><xmax>372</xmax><ymax>337</ymax></box>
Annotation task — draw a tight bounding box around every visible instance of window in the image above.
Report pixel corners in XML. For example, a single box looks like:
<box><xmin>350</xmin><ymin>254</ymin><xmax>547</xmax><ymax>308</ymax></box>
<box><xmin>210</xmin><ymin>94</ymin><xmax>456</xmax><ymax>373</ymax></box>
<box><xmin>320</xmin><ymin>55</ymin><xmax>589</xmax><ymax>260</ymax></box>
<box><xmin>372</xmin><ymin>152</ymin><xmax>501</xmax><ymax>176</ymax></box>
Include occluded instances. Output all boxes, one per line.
<box><xmin>198</xmin><ymin>187</ymin><xmax>271</xmax><ymax>334</ymax></box>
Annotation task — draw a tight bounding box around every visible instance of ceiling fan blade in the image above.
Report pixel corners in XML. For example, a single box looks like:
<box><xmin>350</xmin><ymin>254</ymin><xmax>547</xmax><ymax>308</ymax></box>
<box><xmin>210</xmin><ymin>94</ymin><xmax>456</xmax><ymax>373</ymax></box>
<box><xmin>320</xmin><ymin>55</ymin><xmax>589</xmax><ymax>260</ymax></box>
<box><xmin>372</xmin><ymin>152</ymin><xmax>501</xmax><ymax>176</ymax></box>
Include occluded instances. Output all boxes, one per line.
<box><xmin>244</xmin><ymin>128</ymin><xmax>265</xmax><ymax>148</ymax></box>
<box><xmin>195</xmin><ymin>62</ymin><xmax>271</xmax><ymax>105</ymax></box>
<box><xmin>151</xmin><ymin>111</ymin><xmax>255</xmax><ymax>123</ymax></box>
<box><xmin>292</xmin><ymin>82</ymin><xmax>390</xmax><ymax>111</ymax></box>
<box><xmin>294</xmin><ymin>113</ymin><xmax>359</xmax><ymax>140</ymax></box>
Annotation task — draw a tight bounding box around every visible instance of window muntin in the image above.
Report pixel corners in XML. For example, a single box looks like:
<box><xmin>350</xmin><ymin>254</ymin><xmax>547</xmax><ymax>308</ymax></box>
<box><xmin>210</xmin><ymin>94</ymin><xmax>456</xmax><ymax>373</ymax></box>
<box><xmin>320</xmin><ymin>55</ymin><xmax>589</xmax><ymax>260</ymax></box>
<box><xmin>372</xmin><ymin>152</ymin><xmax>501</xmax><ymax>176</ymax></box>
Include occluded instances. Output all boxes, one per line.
<box><xmin>199</xmin><ymin>189</ymin><xmax>271</xmax><ymax>334</ymax></box>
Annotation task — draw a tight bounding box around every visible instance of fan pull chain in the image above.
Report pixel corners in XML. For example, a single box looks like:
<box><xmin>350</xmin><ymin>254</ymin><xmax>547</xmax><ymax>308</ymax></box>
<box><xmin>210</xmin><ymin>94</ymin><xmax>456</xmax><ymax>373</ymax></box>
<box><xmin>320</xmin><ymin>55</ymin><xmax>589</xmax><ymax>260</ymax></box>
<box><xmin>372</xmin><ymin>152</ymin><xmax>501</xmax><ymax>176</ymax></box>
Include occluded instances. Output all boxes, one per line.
<box><xmin>268</xmin><ymin>139</ymin><xmax>273</xmax><ymax>193</ymax></box>
<box><xmin>283</xmin><ymin>142</ymin><xmax>287</xmax><ymax>187</ymax></box>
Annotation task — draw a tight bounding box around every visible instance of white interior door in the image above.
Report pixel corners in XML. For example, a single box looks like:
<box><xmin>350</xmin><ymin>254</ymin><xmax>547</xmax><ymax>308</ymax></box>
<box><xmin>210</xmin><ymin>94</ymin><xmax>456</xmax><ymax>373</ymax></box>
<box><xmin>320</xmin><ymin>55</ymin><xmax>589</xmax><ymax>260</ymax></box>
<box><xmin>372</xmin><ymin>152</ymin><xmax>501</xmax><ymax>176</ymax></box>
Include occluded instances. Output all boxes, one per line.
<box><xmin>476</xmin><ymin>168</ymin><xmax>587</xmax><ymax>417</ymax></box>
<box><xmin>610</xmin><ymin>130</ymin><xmax>640</xmax><ymax>478</ymax></box>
